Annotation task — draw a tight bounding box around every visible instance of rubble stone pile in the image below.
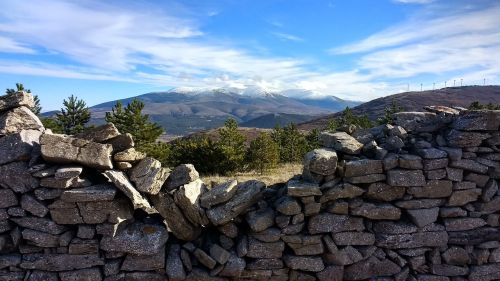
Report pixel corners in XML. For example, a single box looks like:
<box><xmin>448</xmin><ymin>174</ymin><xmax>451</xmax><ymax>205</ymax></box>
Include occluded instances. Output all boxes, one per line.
<box><xmin>0</xmin><ymin>92</ymin><xmax>499</xmax><ymax>280</ymax></box>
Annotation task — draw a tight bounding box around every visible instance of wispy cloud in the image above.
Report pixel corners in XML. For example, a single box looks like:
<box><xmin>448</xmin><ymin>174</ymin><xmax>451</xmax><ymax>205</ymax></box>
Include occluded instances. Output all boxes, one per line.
<box><xmin>0</xmin><ymin>36</ymin><xmax>36</xmax><ymax>54</ymax></box>
<box><xmin>271</xmin><ymin>32</ymin><xmax>304</xmax><ymax>42</ymax></box>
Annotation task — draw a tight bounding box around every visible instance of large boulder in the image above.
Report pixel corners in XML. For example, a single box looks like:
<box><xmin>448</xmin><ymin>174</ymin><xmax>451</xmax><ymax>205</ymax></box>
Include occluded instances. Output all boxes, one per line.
<box><xmin>393</xmin><ymin>112</ymin><xmax>447</xmax><ymax>132</ymax></box>
<box><xmin>320</xmin><ymin>132</ymin><xmax>363</xmax><ymax>154</ymax></box>
<box><xmin>40</xmin><ymin>134</ymin><xmax>113</xmax><ymax>170</ymax></box>
<box><xmin>0</xmin><ymin>106</ymin><xmax>44</xmax><ymax>135</ymax></box>
<box><xmin>75</xmin><ymin>123</ymin><xmax>120</xmax><ymax>142</ymax></box>
<box><xmin>0</xmin><ymin>91</ymin><xmax>34</xmax><ymax>112</ymax></box>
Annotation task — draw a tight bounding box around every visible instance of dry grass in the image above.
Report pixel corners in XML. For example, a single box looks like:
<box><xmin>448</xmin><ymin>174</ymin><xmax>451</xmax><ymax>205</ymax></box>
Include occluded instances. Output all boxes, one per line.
<box><xmin>201</xmin><ymin>163</ymin><xmax>303</xmax><ymax>187</ymax></box>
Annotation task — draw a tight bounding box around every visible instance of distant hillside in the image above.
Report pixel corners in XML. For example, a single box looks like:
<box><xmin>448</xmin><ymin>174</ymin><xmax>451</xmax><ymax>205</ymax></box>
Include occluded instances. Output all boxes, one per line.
<box><xmin>240</xmin><ymin>113</ymin><xmax>318</xmax><ymax>128</ymax></box>
<box><xmin>298</xmin><ymin>85</ymin><xmax>500</xmax><ymax>131</ymax></box>
<box><xmin>75</xmin><ymin>87</ymin><xmax>359</xmax><ymax>135</ymax></box>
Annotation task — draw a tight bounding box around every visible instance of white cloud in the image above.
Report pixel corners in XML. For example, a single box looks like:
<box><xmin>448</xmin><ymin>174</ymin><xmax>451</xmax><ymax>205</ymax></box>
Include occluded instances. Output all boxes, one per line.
<box><xmin>0</xmin><ymin>0</ymin><xmax>499</xmax><ymax>103</ymax></box>
<box><xmin>271</xmin><ymin>32</ymin><xmax>304</xmax><ymax>42</ymax></box>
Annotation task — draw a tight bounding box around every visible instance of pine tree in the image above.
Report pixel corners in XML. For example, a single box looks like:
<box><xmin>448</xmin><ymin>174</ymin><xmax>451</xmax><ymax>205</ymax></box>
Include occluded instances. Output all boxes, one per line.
<box><xmin>271</xmin><ymin>123</ymin><xmax>309</xmax><ymax>163</ymax></box>
<box><xmin>105</xmin><ymin>99</ymin><xmax>163</xmax><ymax>147</ymax></box>
<box><xmin>247</xmin><ymin>132</ymin><xmax>279</xmax><ymax>174</ymax></box>
<box><xmin>56</xmin><ymin>95</ymin><xmax>91</xmax><ymax>135</ymax></box>
<box><xmin>378</xmin><ymin>99</ymin><xmax>403</xmax><ymax>125</ymax></box>
<box><xmin>217</xmin><ymin>118</ymin><xmax>246</xmax><ymax>173</ymax></box>
<box><xmin>5</xmin><ymin>83</ymin><xmax>42</xmax><ymax>114</ymax></box>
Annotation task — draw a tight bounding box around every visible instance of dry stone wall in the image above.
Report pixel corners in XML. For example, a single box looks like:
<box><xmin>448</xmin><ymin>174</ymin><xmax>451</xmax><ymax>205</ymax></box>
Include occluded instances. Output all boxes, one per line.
<box><xmin>0</xmin><ymin>92</ymin><xmax>500</xmax><ymax>281</ymax></box>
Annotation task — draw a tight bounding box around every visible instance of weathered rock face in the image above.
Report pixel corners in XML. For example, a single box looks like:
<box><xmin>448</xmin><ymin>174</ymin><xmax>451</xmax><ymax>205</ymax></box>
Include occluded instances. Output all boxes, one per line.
<box><xmin>40</xmin><ymin>134</ymin><xmax>113</xmax><ymax>169</ymax></box>
<box><xmin>0</xmin><ymin>91</ymin><xmax>34</xmax><ymax>112</ymax></box>
<box><xmin>1</xmin><ymin>91</ymin><xmax>500</xmax><ymax>281</ymax></box>
<box><xmin>0</xmin><ymin>106</ymin><xmax>44</xmax><ymax>135</ymax></box>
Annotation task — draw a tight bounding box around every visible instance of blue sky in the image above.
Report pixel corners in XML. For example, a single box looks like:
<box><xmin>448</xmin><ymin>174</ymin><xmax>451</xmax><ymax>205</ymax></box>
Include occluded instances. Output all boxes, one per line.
<box><xmin>0</xmin><ymin>0</ymin><xmax>499</xmax><ymax>111</ymax></box>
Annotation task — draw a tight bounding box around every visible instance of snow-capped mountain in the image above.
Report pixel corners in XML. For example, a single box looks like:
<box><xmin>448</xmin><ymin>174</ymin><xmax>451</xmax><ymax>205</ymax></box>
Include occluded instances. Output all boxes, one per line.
<box><xmin>87</xmin><ymin>86</ymin><xmax>360</xmax><ymax>135</ymax></box>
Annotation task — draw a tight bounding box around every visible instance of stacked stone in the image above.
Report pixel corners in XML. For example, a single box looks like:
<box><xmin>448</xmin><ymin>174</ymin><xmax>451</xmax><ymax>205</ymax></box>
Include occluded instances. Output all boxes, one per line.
<box><xmin>1</xmin><ymin>91</ymin><xmax>500</xmax><ymax>281</ymax></box>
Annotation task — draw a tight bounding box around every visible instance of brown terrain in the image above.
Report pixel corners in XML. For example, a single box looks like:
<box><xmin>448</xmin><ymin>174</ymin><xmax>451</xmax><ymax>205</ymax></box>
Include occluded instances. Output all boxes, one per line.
<box><xmin>298</xmin><ymin>85</ymin><xmax>500</xmax><ymax>131</ymax></box>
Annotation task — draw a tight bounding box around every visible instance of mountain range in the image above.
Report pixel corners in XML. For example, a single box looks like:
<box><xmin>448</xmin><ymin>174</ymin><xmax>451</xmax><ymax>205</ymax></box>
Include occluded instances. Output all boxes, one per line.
<box><xmin>85</xmin><ymin>87</ymin><xmax>360</xmax><ymax>135</ymax></box>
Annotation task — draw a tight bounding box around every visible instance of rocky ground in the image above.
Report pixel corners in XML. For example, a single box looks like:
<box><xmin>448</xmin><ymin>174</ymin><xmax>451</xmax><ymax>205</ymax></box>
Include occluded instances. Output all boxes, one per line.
<box><xmin>0</xmin><ymin>92</ymin><xmax>500</xmax><ymax>280</ymax></box>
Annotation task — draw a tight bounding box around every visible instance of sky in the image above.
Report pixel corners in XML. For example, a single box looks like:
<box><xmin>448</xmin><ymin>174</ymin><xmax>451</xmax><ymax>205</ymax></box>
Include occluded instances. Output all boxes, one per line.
<box><xmin>0</xmin><ymin>0</ymin><xmax>499</xmax><ymax>111</ymax></box>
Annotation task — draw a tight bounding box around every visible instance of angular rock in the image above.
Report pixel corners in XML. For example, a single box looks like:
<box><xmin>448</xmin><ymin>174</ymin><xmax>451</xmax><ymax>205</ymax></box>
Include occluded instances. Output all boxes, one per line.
<box><xmin>206</xmin><ymin>180</ymin><xmax>264</xmax><ymax>226</ymax></box>
<box><xmin>22</xmin><ymin>229</ymin><xmax>59</xmax><ymax>247</ymax></box>
<box><xmin>247</xmin><ymin>238</ymin><xmax>285</xmax><ymax>259</ymax></box>
<box><xmin>321</xmin><ymin>183</ymin><xmax>364</xmax><ymax>203</ymax></box>
<box><xmin>393</xmin><ymin>112</ymin><xmax>442</xmax><ymax>132</ymax></box>
<box><xmin>100</xmin><ymin>222</ymin><xmax>168</xmax><ymax>255</ymax></box>
<box><xmin>344</xmin><ymin>173</ymin><xmax>385</xmax><ymax>184</ymax></box>
<box><xmin>406</xmin><ymin>207</ymin><xmax>439</xmax><ymax>227</ymax></box>
<box><xmin>200</xmin><ymin>180</ymin><xmax>238</xmax><ymax>208</ymax></box>
<box><xmin>450</xmin><ymin>159</ymin><xmax>489</xmax><ymax>174</ymax></box>
<box><xmin>10</xmin><ymin>217</ymin><xmax>66</xmax><ymax>235</ymax></box>
<box><xmin>469</xmin><ymin>264</ymin><xmax>500</xmax><ymax>281</ymax></box>
<box><xmin>174</xmin><ymin>179</ymin><xmax>209</xmax><ymax>226</ymax></box>
<box><xmin>423</xmin><ymin>158</ymin><xmax>449</xmax><ymax>170</ymax></box>
<box><xmin>103</xmin><ymin>170</ymin><xmax>153</xmax><ymax>211</ymax></box>
<box><xmin>442</xmin><ymin>247</ymin><xmax>470</xmax><ymax>265</ymax></box>
<box><xmin>75</xmin><ymin>123</ymin><xmax>120</xmax><ymax>143</ymax></box>
<box><xmin>373</xmin><ymin>221</ymin><xmax>418</xmax><ymax>234</ymax></box>
<box><xmin>129</xmin><ymin>157</ymin><xmax>169</xmax><ymax>195</ymax></box>
<box><xmin>121</xmin><ymin>247</ymin><xmax>166</xmax><ymax>271</ymax></box>
<box><xmin>166</xmin><ymin>244</ymin><xmax>186</xmax><ymax>281</ymax></box>
<box><xmin>407</xmin><ymin>180</ymin><xmax>453</xmax><ymax>198</ymax></box>
<box><xmin>366</xmin><ymin>182</ymin><xmax>405</xmax><ymax>201</ymax></box>
<box><xmin>0</xmin><ymin>91</ymin><xmax>34</xmax><ymax>112</ymax></box>
<box><xmin>399</xmin><ymin>154</ymin><xmax>423</xmax><ymax>169</ymax></box>
<box><xmin>165</xmin><ymin>164</ymin><xmax>200</xmax><ymax>190</ymax></box>
<box><xmin>59</xmin><ymin>268</ymin><xmax>102</xmax><ymax>281</ymax></box>
<box><xmin>0</xmin><ymin>189</ymin><xmax>18</xmax><ymax>208</ymax></box>
<box><xmin>344</xmin><ymin>256</ymin><xmax>401</xmax><ymax>280</ymax></box>
<box><xmin>351</xmin><ymin>203</ymin><xmax>401</xmax><ymax>220</ymax></box>
<box><xmin>303</xmin><ymin>148</ymin><xmax>337</xmax><ymax>176</ymax></box>
<box><xmin>48</xmin><ymin>200</ymin><xmax>83</xmax><ymax>224</ymax></box>
<box><xmin>113</xmin><ymin>148</ymin><xmax>145</xmax><ymax>163</ymax></box>
<box><xmin>446</xmin><ymin>167</ymin><xmax>463</xmax><ymax>181</ymax></box>
<box><xmin>40</xmin><ymin>134</ymin><xmax>113</xmax><ymax>170</ymax></box>
<box><xmin>0</xmin><ymin>129</ymin><xmax>41</xmax><ymax>165</ymax></box>
<box><xmin>376</xmin><ymin>231</ymin><xmax>449</xmax><ymax>249</ymax></box>
<box><xmin>387</xmin><ymin>169</ymin><xmax>426</xmax><ymax>186</ymax></box>
<box><xmin>287</xmin><ymin>180</ymin><xmax>321</xmax><ymax>197</ymax></box>
<box><xmin>447</xmin><ymin>129</ymin><xmax>490</xmax><ymax>148</ymax></box>
<box><xmin>452</xmin><ymin>110</ymin><xmax>500</xmax><ymax>131</ymax></box>
<box><xmin>431</xmin><ymin>264</ymin><xmax>469</xmax><ymax>276</ymax></box>
<box><xmin>77</xmin><ymin>199</ymin><xmax>133</xmax><ymax>224</ymax></box>
<box><xmin>20</xmin><ymin>254</ymin><xmax>104</xmax><ymax>271</ymax></box>
<box><xmin>417</xmin><ymin>148</ymin><xmax>447</xmax><ymax>159</ymax></box>
<box><xmin>219</xmin><ymin>254</ymin><xmax>246</xmax><ymax>278</ymax></box>
<box><xmin>320</xmin><ymin>132</ymin><xmax>363</xmax><ymax>154</ymax></box>
<box><xmin>333</xmin><ymin>232</ymin><xmax>375</xmax><ymax>246</ymax></box>
<box><xmin>479</xmin><ymin>196</ymin><xmax>500</xmax><ymax>213</ymax></box>
<box><xmin>193</xmin><ymin>248</ymin><xmax>217</xmax><ymax>269</ymax></box>
<box><xmin>61</xmin><ymin>184</ymin><xmax>116</xmax><ymax>202</ymax></box>
<box><xmin>150</xmin><ymin>191</ymin><xmax>200</xmax><ymax>241</ymax></box>
<box><xmin>448</xmin><ymin>188</ymin><xmax>482</xmax><ymax>206</ymax></box>
<box><xmin>246</xmin><ymin>208</ymin><xmax>275</xmax><ymax>232</ymax></box>
<box><xmin>20</xmin><ymin>194</ymin><xmax>48</xmax><ymax>217</ymax></box>
<box><xmin>0</xmin><ymin>106</ymin><xmax>44</xmax><ymax>135</ymax></box>
<box><xmin>316</xmin><ymin>265</ymin><xmax>344</xmax><ymax>281</ymax></box>
<box><xmin>54</xmin><ymin>165</ymin><xmax>83</xmax><ymax>179</ymax></box>
<box><xmin>344</xmin><ymin>159</ymin><xmax>383</xmax><ymax>177</ymax></box>
<box><xmin>105</xmin><ymin>133</ymin><xmax>134</xmax><ymax>152</ymax></box>
<box><xmin>210</xmin><ymin>244</ymin><xmax>230</xmax><ymax>264</ymax></box>
<box><xmin>308</xmin><ymin>213</ymin><xmax>364</xmax><ymax>234</ymax></box>
<box><xmin>444</xmin><ymin>218</ymin><xmax>487</xmax><ymax>231</ymax></box>
<box><xmin>275</xmin><ymin>196</ymin><xmax>301</xmax><ymax>215</ymax></box>
<box><xmin>284</xmin><ymin>255</ymin><xmax>325</xmax><ymax>272</ymax></box>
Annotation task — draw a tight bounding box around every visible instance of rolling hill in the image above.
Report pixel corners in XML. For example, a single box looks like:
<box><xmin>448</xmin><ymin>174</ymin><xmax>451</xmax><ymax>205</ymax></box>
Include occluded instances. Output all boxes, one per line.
<box><xmin>83</xmin><ymin>87</ymin><xmax>359</xmax><ymax>135</ymax></box>
<box><xmin>298</xmin><ymin>85</ymin><xmax>500</xmax><ymax>131</ymax></box>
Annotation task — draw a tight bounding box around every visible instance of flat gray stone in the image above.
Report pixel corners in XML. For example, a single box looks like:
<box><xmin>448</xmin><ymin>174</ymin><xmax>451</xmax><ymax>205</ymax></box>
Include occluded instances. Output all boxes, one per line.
<box><xmin>351</xmin><ymin>203</ymin><xmax>401</xmax><ymax>220</ymax></box>
<box><xmin>320</xmin><ymin>132</ymin><xmax>363</xmax><ymax>154</ymax></box>
<box><xmin>321</xmin><ymin>183</ymin><xmax>364</xmax><ymax>203</ymax></box>
<box><xmin>308</xmin><ymin>213</ymin><xmax>364</xmax><ymax>234</ymax></box>
<box><xmin>200</xmin><ymin>180</ymin><xmax>238</xmax><ymax>208</ymax></box>
<box><xmin>40</xmin><ymin>134</ymin><xmax>113</xmax><ymax>170</ymax></box>
<box><xmin>366</xmin><ymin>182</ymin><xmax>405</xmax><ymax>201</ymax></box>
<box><xmin>20</xmin><ymin>254</ymin><xmax>104</xmax><ymax>271</ymax></box>
<box><xmin>20</xmin><ymin>194</ymin><xmax>48</xmax><ymax>217</ymax></box>
<box><xmin>165</xmin><ymin>164</ymin><xmax>199</xmax><ymax>191</ymax></box>
<box><xmin>174</xmin><ymin>179</ymin><xmax>209</xmax><ymax>226</ymax></box>
<box><xmin>113</xmin><ymin>148</ymin><xmax>145</xmax><ymax>162</ymax></box>
<box><xmin>287</xmin><ymin>179</ymin><xmax>321</xmax><ymax>197</ymax></box>
<box><xmin>407</xmin><ymin>207</ymin><xmax>439</xmax><ymax>227</ymax></box>
<box><xmin>100</xmin><ymin>222</ymin><xmax>168</xmax><ymax>255</ymax></box>
<box><xmin>407</xmin><ymin>180</ymin><xmax>452</xmax><ymax>198</ymax></box>
<box><xmin>10</xmin><ymin>217</ymin><xmax>66</xmax><ymax>235</ymax></box>
<box><xmin>283</xmin><ymin>255</ymin><xmax>325</xmax><ymax>272</ymax></box>
<box><xmin>387</xmin><ymin>169</ymin><xmax>426</xmax><ymax>186</ymax></box>
<box><xmin>61</xmin><ymin>184</ymin><xmax>116</xmax><ymax>202</ymax></box>
<box><xmin>376</xmin><ymin>231</ymin><xmax>449</xmax><ymax>249</ymax></box>
<box><xmin>0</xmin><ymin>189</ymin><xmax>18</xmax><ymax>208</ymax></box>
<box><xmin>75</xmin><ymin>123</ymin><xmax>120</xmax><ymax>143</ymax></box>
<box><xmin>452</xmin><ymin>110</ymin><xmax>500</xmax><ymax>131</ymax></box>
